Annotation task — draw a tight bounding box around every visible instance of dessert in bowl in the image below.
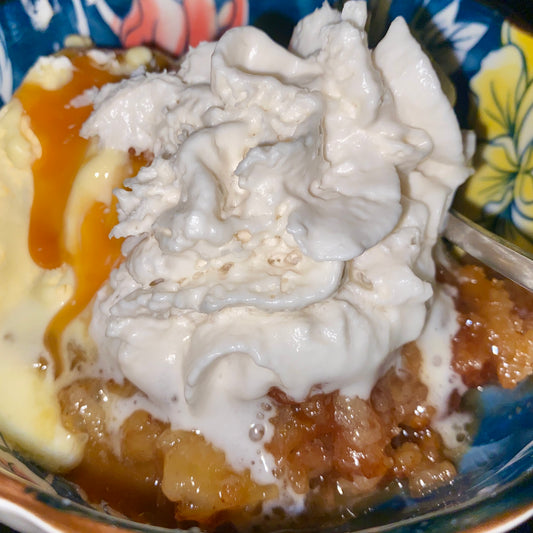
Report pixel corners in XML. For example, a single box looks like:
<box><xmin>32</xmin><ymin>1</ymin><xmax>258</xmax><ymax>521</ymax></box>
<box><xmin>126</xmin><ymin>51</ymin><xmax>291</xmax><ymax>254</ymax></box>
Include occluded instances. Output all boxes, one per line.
<box><xmin>0</xmin><ymin>0</ymin><xmax>532</xmax><ymax>532</ymax></box>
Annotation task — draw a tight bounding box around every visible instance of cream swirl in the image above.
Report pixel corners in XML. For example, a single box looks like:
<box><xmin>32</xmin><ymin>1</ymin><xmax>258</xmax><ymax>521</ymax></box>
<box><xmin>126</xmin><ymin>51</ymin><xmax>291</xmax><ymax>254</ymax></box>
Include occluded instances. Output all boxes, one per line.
<box><xmin>81</xmin><ymin>1</ymin><xmax>471</xmax><ymax>487</ymax></box>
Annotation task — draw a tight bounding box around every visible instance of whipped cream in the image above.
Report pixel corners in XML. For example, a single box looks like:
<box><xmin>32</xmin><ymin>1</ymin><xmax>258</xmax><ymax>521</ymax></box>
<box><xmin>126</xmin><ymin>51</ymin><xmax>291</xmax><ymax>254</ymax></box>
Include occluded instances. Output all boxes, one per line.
<box><xmin>79</xmin><ymin>1</ymin><xmax>471</xmax><ymax>487</ymax></box>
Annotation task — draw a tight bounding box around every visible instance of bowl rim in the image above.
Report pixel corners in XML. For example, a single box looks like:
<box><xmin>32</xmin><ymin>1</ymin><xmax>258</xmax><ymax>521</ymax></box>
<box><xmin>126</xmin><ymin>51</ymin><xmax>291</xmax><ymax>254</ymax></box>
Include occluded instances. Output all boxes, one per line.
<box><xmin>0</xmin><ymin>465</ymin><xmax>532</xmax><ymax>533</ymax></box>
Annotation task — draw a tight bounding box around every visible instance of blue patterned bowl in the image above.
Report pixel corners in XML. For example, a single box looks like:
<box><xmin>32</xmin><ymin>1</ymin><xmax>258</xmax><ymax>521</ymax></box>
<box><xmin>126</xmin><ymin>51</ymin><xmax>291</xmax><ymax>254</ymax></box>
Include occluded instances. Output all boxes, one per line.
<box><xmin>0</xmin><ymin>1</ymin><xmax>532</xmax><ymax>532</ymax></box>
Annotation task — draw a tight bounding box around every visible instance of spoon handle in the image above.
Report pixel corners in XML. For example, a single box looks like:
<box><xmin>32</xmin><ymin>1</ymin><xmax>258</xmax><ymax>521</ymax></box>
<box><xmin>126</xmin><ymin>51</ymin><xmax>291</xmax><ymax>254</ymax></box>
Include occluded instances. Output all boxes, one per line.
<box><xmin>443</xmin><ymin>209</ymin><xmax>533</xmax><ymax>292</ymax></box>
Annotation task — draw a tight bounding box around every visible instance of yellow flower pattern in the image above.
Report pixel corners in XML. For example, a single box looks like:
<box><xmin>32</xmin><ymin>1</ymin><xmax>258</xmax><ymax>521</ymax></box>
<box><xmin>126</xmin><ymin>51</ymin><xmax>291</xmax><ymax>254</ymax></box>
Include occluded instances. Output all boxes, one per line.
<box><xmin>457</xmin><ymin>23</ymin><xmax>533</xmax><ymax>251</ymax></box>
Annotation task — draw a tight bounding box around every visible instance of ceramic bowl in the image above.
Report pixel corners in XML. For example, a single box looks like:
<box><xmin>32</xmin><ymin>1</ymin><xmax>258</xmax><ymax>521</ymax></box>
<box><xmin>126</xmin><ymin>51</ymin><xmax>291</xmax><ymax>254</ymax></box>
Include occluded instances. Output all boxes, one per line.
<box><xmin>0</xmin><ymin>0</ymin><xmax>532</xmax><ymax>532</ymax></box>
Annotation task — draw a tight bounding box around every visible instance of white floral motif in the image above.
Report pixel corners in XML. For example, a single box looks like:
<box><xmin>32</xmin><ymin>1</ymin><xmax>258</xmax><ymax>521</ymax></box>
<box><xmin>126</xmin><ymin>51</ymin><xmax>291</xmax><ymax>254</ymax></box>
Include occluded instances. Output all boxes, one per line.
<box><xmin>410</xmin><ymin>0</ymin><xmax>487</xmax><ymax>74</ymax></box>
<box><xmin>0</xmin><ymin>26</ymin><xmax>13</xmax><ymax>104</ymax></box>
<box><xmin>71</xmin><ymin>0</ymin><xmax>90</xmax><ymax>35</ymax></box>
<box><xmin>20</xmin><ymin>0</ymin><xmax>54</xmax><ymax>30</ymax></box>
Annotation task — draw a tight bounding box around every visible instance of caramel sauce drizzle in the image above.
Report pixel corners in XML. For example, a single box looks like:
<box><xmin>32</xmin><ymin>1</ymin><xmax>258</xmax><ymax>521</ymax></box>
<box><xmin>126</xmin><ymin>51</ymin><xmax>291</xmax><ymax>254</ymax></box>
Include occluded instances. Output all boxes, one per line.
<box><xmin>16</xmin><ymin>51</ymin><xmax>143</xmax><ymax>376</ymax></box>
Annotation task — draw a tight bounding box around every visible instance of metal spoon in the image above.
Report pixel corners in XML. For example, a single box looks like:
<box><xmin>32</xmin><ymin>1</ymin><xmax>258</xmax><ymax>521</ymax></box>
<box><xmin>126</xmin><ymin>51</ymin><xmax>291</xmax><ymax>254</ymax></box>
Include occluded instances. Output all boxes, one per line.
<box><xmin>443</xmin><ymin>209</ymin><xmax>533</xmax><ymax>292</ymax></box>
